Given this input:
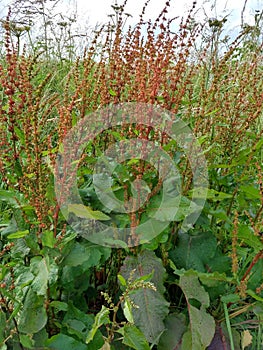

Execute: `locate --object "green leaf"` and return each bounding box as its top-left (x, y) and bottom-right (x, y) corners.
top-left (254, 137), bottom-right (263, 151)
top-left (192, 188), bottom-right (232, 201)
top-left (68, 203), bottom-right (110, 220)
top-left (42, 230), bottom-right (56, 248)
top-left (121, 250), bottom-right (167, 296)
top-left (123, 300), bottom-right (134, 323)
top-left (179, 271), bottom-right (215, 350)
top-left (63, 242), bottom-right (110, 267)
top-left (118, 274), bottom-right (127, 287)
top-left (238, 224), bottom-right (263, 252)
top-left (158, 313), bottom-right (187, 350)
top-left (239, 185), bottom-right (261, 199)
top-left (18, 288), bottom-right (47, 334)
top-left (169, 232), bottom-right (217, 272)
top-left (0, 311), bottom-right (6, 344)
top-left (109, 88), bottom-right (117, 96)
top-left (62, 302), bottom-right (96, 343)
top-left (14, 159), bottom-right (23, 177)
top-left (221, 294), bottom-right (240, 304)
top-left (147, 195), bottom-right (198, 222)
top-left (19, 334), bottom-right (35, 349)
top-left (117, 324), bottom-right (151, 350)
top-left (247, 289), bottom-right (263, 302)
top-left (86, 306), bottom-right (110, 344)
top-left (30, 256), bottom-right (49, 296)
top-left (46, 334), bottom-right (88, 350)
top-left (14, 126), bottom-right (25, 144)
top-left (120, 250), bottom-right (169, 344)
top-left (0, 190), bottom-right (25, 207)
top-left (50, 301), bottom-right (68, 311)
top-left (7, 230), bottom-right (29, 239)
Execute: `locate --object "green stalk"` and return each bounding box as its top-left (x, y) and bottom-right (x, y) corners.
top-left (223, 302), bottom-right (235, 350)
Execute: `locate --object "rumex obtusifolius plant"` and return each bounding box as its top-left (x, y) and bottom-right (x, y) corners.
top-left (0, 1), bottom-right (263, 349)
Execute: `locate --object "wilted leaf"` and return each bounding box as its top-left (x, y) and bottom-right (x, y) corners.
top-left (242, 330), bottom-right (252, 349)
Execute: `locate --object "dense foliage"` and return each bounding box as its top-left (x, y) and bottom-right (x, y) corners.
top-left (0, 1), bottom-right (262, 349)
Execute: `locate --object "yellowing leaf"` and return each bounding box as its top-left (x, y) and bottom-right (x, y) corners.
top-left (7, 230), bottom-right (29, 239)
top-left (68, 203), bottom-right (110, 221)
top-left (242, 330), bottom-right (252, 349)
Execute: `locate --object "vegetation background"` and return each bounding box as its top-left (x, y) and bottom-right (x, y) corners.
top-left (0, 0), bottom-right (262, 349)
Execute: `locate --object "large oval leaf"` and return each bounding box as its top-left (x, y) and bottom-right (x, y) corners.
top-left (18, 288), bottom-right (47, 334)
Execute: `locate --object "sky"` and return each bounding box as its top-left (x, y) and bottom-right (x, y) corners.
top-left (0, 0), bottom-right (262, 29)
top-left (0, 0), bottom-right (262, 54)
top-left (58, 0), bottom-right (263, 32)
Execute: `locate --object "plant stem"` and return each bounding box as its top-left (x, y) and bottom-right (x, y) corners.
top-left (223, 302), bottom-right (235, 350)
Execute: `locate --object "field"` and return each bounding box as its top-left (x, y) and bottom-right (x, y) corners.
top-left (0, 1), bottom-right (262, 349)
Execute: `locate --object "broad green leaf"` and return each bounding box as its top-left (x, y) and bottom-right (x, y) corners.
top-left (18, 288), bottom-right (47, 334)
top-left (86, 306), bottom-right (110, 344)
top-left (63, 242), bottom-right (110, 267)
top-left (146, 195), bottom-right (199, 222)
top-left (30, 256), bottom-right (49, 296)
top-left (19, 334), bottom-right (35, 349)
top-left (120, 250), bottom-right (167, 295)
top-left (62, 302), bottom-right (95, 342)
top-left (61, 302), bottom-right (104, 349)
top-left (179, 271), bottom-right (215, 350)
top-left (221, 294), bottom-right (240, 304)
top-left (50, 301), bottom-right (68, 311)
top-left (46, 334), bottom-right (88, 350)
top-left (68, 203), bottom-right (110, 221)
top-left (42, 230), bottom-right (56, 248)
top-left (0, 190), bottom-right (25, 207)
top-left (7, 230), bottom-right (29, 239)
top-left (192, 188), bottom-right (232, 201)
top-left (15, 268), bottom-right (34, 288)
top-left (239, 185), bottom-right (261, 199)
top-left (137, 217), bottom-right (168, 243)
top-left (158, 313), bottom-right (187, 350)
top-left (117, 324), bottom-right (151, 350)
top-left (169, 232), bottom-right (217, 272)
top-left (238, 224), bottom-right (263, 252)
top-left (120, 250), bottom-right (169, 344)
top-left (208, 208), bottom-right (231, 224)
